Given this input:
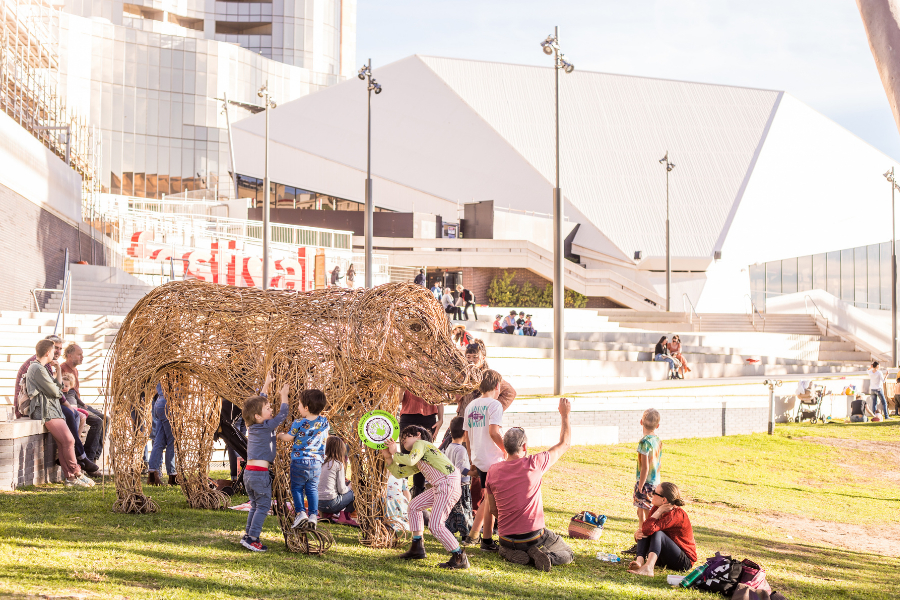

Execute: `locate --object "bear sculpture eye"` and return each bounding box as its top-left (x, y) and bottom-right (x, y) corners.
top-left (407, 320), bottom-right (425, 334)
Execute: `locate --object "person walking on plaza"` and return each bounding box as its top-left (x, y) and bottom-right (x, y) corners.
top-left (442, 287), bottom-right (461, 320)
top-left (25, 339), bottom-right (93, 488)
top-left (414, 269), bottom-right (426, 287)
top-left (61, 343), bottom-right (107, 463)
top-left (384, 425), bottom-right (469, 569)
top-left (869, 361), bottom-right (890, 420)
top-left (346, 264), bottom-right (356, 288)
top-left (456, 284), bottom-right (477, 321)
top-left (330, 265), bottom-right (344, 287)
top-left (431, 282), bottom-right (443, 300)
top-left (485, 397), bottom-right (574, 572)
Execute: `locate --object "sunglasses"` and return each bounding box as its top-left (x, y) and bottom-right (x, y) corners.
top-left (649, 490), bottom-right (666, 499)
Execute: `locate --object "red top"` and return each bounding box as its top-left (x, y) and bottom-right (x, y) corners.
top-left (400, 390), bottom-right (440, 417)
top-left (641, 505), bottom-right (697, 563)
top-left (485, 451), bottom-right (552, 536)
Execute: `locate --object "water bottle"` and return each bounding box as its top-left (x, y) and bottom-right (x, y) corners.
top-left (679, 563), bottom-right (707, 587)
top-left (596, 552), bottom-right (621, 563)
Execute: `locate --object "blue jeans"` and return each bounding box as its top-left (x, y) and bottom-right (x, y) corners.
top-left (143, 410), bottom-right (159, 463)
top-left (60, 404), bottom-right (87, 459)
top-left (290, 459), bottom-right (322, 516)
top-left (655, 354), bottom-right (677, 372)
top-left (635, 530), bottom-right (692, 572)
top-left (244, 470), bottom-right (272, 540)
top-left (872, 389), bottom-right (890, 419)
top-left (319, 490), bottom-right (355, 515)
top-left (148, 397), bottom-right (176, 475)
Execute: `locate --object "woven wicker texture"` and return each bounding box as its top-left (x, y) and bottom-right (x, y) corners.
top-left (107, 280), bottom-right (480, 551)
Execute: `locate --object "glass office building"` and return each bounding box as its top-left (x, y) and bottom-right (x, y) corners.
top-left (9, 0), bottom-right (354, 202)
top-left (749, 241), bottom-right (895, 311)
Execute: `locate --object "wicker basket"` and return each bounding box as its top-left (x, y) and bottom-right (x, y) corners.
top-left (568, 511), bottom-right (604, 540)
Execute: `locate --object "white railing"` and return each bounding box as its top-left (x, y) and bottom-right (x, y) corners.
top-left (682, 293), bottom-right (701, 325)
top-left (358, 236), bottom-right (664, 309)
top-left (744, 294), bottom-right (766, 332)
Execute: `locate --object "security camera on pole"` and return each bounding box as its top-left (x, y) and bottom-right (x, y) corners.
top-left (659, 152), bottom-right (675, 312)
top-left (358, 60), bottom-right (383, 289)
top-left (540, 27), bottom-right (575, 396)
top-left (257, 82), bottom-right (277, 290)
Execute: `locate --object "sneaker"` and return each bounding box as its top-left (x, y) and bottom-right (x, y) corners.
top-left (68, 476), bottom-right (91, 488)
top-left (306, 514), bottom-right (318, 530)
top-left (527, 545), bottom-right (552, 572)
top-left (480, 538), bottom-right (499, 552)
top-left (77, 473), bottom-right (96, 487)
top-left (292, 511), bottom-right (308, 529)
top-left (438, 549), bottom-right (470, 570)
top-left (240, 537), bottom-right (268, 552)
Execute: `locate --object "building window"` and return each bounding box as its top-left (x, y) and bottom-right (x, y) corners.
top-left (766, 261), bottom-right (781, 296)
top-left (826, 251), bottom-right (841, 298)
top-left (812, 253), bottom-right (826, 291)
top-left (855, 246), bottom-right (867, 308)
top-left (840, 248), bottom-right (854, 303)
top-left (781, 257), bottom-right (798, 295)
top-left (216, 22), bottom-right (273, 35)
top-left (798, 255), bottom-right (812, 292)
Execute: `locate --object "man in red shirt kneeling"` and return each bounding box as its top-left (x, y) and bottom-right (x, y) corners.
top-left (484, 397), bottom-right (574, 572)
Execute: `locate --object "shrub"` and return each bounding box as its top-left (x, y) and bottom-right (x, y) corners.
top-left (486, 271), bottom-right (589, 308)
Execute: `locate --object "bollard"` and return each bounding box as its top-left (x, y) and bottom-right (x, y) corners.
top-left (764, 379), bottom-right (782, 434)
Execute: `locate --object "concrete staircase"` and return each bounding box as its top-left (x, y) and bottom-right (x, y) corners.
top-left (596, 310), bottom-right (823, 334)
top-left (456, 310), bottom-right (873, 392)
top-left (0, 312), bottom-right (121, 411)
top-left (42, 278), bottom-right (152, 317)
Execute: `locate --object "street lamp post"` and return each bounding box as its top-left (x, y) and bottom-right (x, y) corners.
top-left (358, 60), bottom-right (382, 288)
top-left (659, 152), bottom-right (675, 312)
top-left (257, 82), bottom-right (277, 290)
top-left (883, 168), bottom-right (898, 368)
top-left (541, 27), bottom-right (575, 396)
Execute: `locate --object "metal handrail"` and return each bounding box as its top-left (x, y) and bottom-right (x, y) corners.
top-left (32, 249), bottom-right (71, 334)
top-left (682, 293), bottom-right (701, 324)
top-left (744, 294), bottom-right (766, 332)
top-left (804, 295), bottom-right (829, 336)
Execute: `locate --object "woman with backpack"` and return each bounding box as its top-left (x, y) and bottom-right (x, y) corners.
top-left (627, 481), bottom-right (696, 577)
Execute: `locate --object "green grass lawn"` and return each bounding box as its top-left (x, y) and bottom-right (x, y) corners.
top-left (1, 420), bottom-right (898, 599)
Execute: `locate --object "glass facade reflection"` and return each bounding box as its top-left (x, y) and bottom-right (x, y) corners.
top-left (749, 241), bottom-right (896, 311)
top-left (237, 174), bottom-right (393, 212)
top-left (53, 10), bottom-right (344, 200)
top-left (62, 0), bottom-right (354, 73)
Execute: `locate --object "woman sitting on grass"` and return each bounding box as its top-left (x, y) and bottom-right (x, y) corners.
top-left (628, 482), bottom-right (696, 577)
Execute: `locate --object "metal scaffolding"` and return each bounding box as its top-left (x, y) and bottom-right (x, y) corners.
top-left (0, 0), bottom-right (100, 223)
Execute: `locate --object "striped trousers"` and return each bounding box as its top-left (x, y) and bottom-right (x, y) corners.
top-left (408, 468), bottom-right (461, 552)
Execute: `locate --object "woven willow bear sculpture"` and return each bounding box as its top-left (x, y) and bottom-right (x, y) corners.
top-left (107, 280), bottom-right (481, 551)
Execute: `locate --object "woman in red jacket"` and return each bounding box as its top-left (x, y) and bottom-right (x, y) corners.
top-left (627, 482), bottom-right (697, 576)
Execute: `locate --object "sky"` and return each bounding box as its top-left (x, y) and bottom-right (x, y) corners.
top-left (357, 0), bottom-right (900, 161)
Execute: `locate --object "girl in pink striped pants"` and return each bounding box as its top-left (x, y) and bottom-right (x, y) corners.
top-left (383, 425), bottom-right (468, 569)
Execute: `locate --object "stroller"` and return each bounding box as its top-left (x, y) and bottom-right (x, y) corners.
top-left (794, 384), bottom-right (826, 424)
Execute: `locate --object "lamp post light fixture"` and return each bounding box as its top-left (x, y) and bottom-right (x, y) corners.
top-left (358, 59), bottom-right (382, 288)
top-left (257, 82), bottom-right (277, 290)
top-left (540, 26), bottom-right (574, 396)
top-left (659, 152), bottom-right (675, 312)
top-left (883, 168), bottom-right (899, 369)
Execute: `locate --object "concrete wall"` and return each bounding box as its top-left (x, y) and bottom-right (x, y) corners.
top-left (0, 421), bottom-right (60, 491)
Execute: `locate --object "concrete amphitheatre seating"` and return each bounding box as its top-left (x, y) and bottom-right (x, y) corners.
top-left (0, 284), bottom-right (872, 490)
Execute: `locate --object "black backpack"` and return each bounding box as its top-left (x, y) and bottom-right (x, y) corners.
top-left (693, 553), bottom-right (743, 596)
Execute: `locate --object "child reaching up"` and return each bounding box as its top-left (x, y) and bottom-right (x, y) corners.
top-left (634, 408), bottom-right (662, 526)
top-left (277, 389), bottom-right (329, 530)
top-left (382, 425), bottom-right (468, 570)
top-left (240, 373), bottom-right (289, 552)
top-left (443, 416), bottom-right (473, 542)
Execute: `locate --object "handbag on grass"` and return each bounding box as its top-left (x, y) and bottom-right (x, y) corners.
top-left (568, 511), bottom-right (607, 540)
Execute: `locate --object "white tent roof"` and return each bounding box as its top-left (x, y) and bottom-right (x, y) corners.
top-left (232, 55), bottom-right (787, 259)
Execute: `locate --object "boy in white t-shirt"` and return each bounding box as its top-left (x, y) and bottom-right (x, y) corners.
top-left (463, 369), bottom-right (507, 552)
top-left (868, 361), bottom-right (890, 420)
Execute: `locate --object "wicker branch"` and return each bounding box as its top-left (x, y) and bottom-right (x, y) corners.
top-left (107, 281), bottom-right (481, 551)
